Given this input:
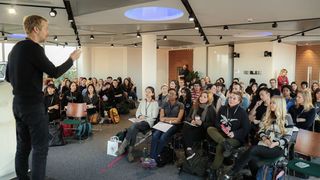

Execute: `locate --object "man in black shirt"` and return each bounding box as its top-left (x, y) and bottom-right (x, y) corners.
top-left (5, 15), bottom-right (81, 180)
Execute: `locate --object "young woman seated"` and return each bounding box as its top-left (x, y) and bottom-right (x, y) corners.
top-left (225, 96), bottom-right (293, 179)
top-left (44, 84), bottom-right (60, 122)
top-left (62, 82), bottom-right (83, 107)
top-left (288, 90), bottom-right (315, 131)
top-left (207, 91), bottom-right (250, 174)
top-left (116, 86), bottom-right (159, 162)
top-left (150, 88), bottom-right (184, 165)
top-left (178, 87), bottom-right (192, 120)
top-left (182, 90), bottom-right (217, 160)
top-left (83, 84), bottom-right (100, 124)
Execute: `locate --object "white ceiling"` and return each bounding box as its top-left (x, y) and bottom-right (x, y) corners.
top-left (0, 0), bottom-right (320, 47)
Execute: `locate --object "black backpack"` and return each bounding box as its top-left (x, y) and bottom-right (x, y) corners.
top-left (48, 122), bottom-right (65, 146)
top-left (157, 146), bottom-right (176, 167)
top-left (180, 148), bottom-right (209, 177)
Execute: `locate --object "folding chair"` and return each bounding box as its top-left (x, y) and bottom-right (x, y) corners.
top-left (287, 129), bottom-right (320, 178)
top-left (62, 103), bottom-right (88, 142)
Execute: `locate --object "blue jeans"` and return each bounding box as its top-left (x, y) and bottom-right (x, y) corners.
top-left (13, 99), bottom-right (49, 180)
top-left (150, 125), bottom-right (178, 160)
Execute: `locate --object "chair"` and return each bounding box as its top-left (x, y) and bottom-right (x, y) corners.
top-left (62, 103), bottom-right (88, 141)
top-left (287, 129), bottom-right (320, 178)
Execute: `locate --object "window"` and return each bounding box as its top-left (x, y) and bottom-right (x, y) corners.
top-left (4, 43), bottom-right (15, 61)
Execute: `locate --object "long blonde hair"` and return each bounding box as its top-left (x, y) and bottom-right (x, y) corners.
top-left (296, 90), bottom-right (314, 112)
top-left (262, 96), bottom-right (287, 135)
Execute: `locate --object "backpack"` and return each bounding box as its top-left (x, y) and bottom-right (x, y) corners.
top-left (76, 122), bottom-right (92, 139)
top-left (256, 165), bottom-right (285, 180)
top-left (157, 146), bottom-right (176, 167)
top-left (109, 108), bottom-right (120, 124)
top-left (181, 149), bottom-right (209, 177)
top-left (49, 122), bottom-right (65, 146)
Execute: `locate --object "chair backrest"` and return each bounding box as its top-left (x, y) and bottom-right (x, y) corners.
top-left (66, 103), bottom-right (87, 118)
top-left (295, 129), bottom-right (320, 157)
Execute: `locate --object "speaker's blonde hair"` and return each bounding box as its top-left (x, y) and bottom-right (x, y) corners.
top-left (23, 15), bottom-right (47, 35)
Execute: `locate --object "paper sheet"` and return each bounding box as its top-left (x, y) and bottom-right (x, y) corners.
top-left (184, 121), bottom-right (198, 127)
top-left (128, 118), bottom-right (144, 123)
top-left (153, 122), bottom-right (173, 132)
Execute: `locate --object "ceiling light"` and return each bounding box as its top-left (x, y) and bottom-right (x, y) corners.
top-left (301, 32), bottom-right (305, 36)
top-left (124, 7), bottom-right (184, 21)
top-left (277, 39), bottom-right (282, 43)
top-left (8, 6), bottom-right (16, 14)
top-left (205, 41), bottom-right (209, 45)
top-left (68, 16), bottom-right (73, 22)
top-left (76, 37), bottom-right (79, 41)
top-left (136, 32), bottom-right (141, 38)
top-left (1, 32), bottom-right (4, 36)
top-left (49, 8), bottom-right (57, 17)
top-left (134, 43), bottom-right (137, 47)
top-left (188, 15), bottom-right (194, 21)
top-left (223, 25), bottom-right (229, 30)
top-left (4, 37), bottom-right (8, 42)
top-left (272, 22), bottom-right (278, 28)
top-left (111, 44), bottom-right (114, 47)
top-left (194, 25), bottom-right (199, 30)
top-left (219, 36), bottom-right (223, 40)
top-left (200, 33), bottom-right (204, 37)
top-left (90, 35), bottom-right (94, 40)
top-left (54, 36), bottom-right (57, 41)
top-left (163, 35), bottom-right (167, 40)
top-left (157, 45), bottom-right (159, 49)
top-left (65, 42), bottom-right (68, 46)
top-left (203, 37), bottom-right (206, 41)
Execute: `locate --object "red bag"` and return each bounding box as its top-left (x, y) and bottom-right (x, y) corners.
top-left (61, 124), bottom-right (73, 137)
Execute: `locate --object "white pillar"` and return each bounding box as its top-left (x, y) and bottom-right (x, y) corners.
top-left (142, 35), bottom-right (157, 99)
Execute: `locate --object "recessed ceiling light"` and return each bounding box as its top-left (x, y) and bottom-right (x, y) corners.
top-left (8, 7), bottom-right (16, 14)
top-left (90, 35), bottom-right (94, 40)
top-left (125, 7), bottom-right (184, 21)
top-left (163, 35), bottom-right (167, 40)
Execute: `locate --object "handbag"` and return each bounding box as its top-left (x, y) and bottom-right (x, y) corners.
top-left (89, 113), bottom-right (100, 124)
top-left (107, 136), bottom-right (121, 157)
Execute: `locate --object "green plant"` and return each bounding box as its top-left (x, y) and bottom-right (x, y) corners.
top-left (186, 71), bottom-right (200, 82)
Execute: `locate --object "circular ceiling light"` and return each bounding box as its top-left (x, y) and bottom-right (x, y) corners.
top-left (124, 7), bottom-right (184, 21)
top-left (233, 32), bottom-right (273, 38)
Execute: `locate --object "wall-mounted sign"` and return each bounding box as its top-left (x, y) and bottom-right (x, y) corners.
top-left (244, 70), bottom-right (261, 75)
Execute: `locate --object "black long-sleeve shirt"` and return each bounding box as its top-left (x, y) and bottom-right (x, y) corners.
top-left (5, 39), bottom-right (73, 105)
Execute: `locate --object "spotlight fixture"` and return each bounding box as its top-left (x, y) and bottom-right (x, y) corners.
top-left (134, 43), bottom-right (137, 47)
top-left (111, 44), bottom-right (114, 47)
top-left (205, 41), bottom-right (209, 45)
top-left (188, 15), bottom-right (194, 21)
top-left (1, 32), bottom-right (4, 36)
top-left (194, 25), bottom-right (199, 30)
top-left (65, 42), bottom-right (68, 46)
top-left (68, 16), bottom-right (73, 22)
top-left (301, 32), bottom-right (305, 36)
top-left (163, 35), bottom-right (167, 40)
top-left (8, 6), bottom-right (16, 14)
top-left (53, 36), bottom-right (57, 41)
top-left (264, 51), bottom-right (272, 57)
top-left (272, 22), bottom-right (278, 28)
top-left (49, 8), bottom-right (57, 17)
top-left (76, 37), bottom-right (79, 41)
top-left (203, 37), bottom-right (206, 41)
top-left (136, 32), bottom-right (141, 38)
top-left (219, 36), bottom-right (223, 40)
top-left (278, 39), bottom-right (282, 43)
top-left (223, 25), bottom-right (229, 30)
top-left (200, 33), bottom-right (204, 37)
top-left (90, 35), bottom-right (94, 40)
top-left (4, 37), bottom-right (8, 41)
top-left (157, 45), bottom-right (159, 49)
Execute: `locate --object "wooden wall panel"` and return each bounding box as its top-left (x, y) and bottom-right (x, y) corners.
top-left (296, 45), bottom-right (320, 85)
top-left (168, 49), bottom-right (193, 82)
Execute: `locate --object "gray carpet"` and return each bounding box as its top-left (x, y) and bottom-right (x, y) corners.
top-left (46, 110), bottom-right (200, 180)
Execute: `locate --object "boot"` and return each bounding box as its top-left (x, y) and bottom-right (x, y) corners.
top-left (116, 139), bottom-right (129, 156)
top-left (127, 146), bottom-right (134, 162)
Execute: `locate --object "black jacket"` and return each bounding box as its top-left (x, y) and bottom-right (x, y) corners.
top-left (288, 105), bottom-right (315, 130)
top-left (215, 105), bottom-right (250, 144)
top-left (6, 39), bottom-right (73, 105)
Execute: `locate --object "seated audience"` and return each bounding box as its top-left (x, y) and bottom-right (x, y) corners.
top-left (281, 85), bottom-right (295, 111)
top-left (182, 90), bottom-right (217, 159)
top-left (207, 91), bottom-right (250, 174)
top-left (157, 84), bottom-right (169, 108)
top-left (269, 78), bottom-right (280, 97)
top-left (207, 84), bottom-right (222, 113)
top-left (150, 88), bottom-right (184, 165)
top-left (83, 84), bottom-right (99, 124)
top-left (44, 84), bottom-right (60, 122)
top-left (288, 90), bottom-right (315, 130)
top-left (225, 96), bottom-right (293, 179)
top-left (116, 86), bottom-right (159, 162)
top-left (290, 81), bottom-right (298, 98)
top-left (191, 81), bottom-right (202, 103)
top-left (178, 87), bottom-right (192, 120)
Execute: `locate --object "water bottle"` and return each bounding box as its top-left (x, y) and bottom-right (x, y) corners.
top-left (143, 147), bottom-right (148, 159)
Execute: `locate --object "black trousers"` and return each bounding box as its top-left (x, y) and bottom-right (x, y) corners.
top-left (182, 123), bottom-right (205, 148)
top-left (232, 145), bottom-right (284, 177)
top-left (13, 99), bottom-right (49, 180)
top-left (125, 121), bottom-right (150, 146)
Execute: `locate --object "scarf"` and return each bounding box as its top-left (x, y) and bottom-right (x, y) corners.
top-left (191, 103), bottom-right (210, 122)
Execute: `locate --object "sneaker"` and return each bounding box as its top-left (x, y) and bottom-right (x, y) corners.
top-left (186, 147), bottom-right (195, 160)
top-left (141, 158), bottom-right (157, 169)
top-left (222, 141), bottom-right (233, 157)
